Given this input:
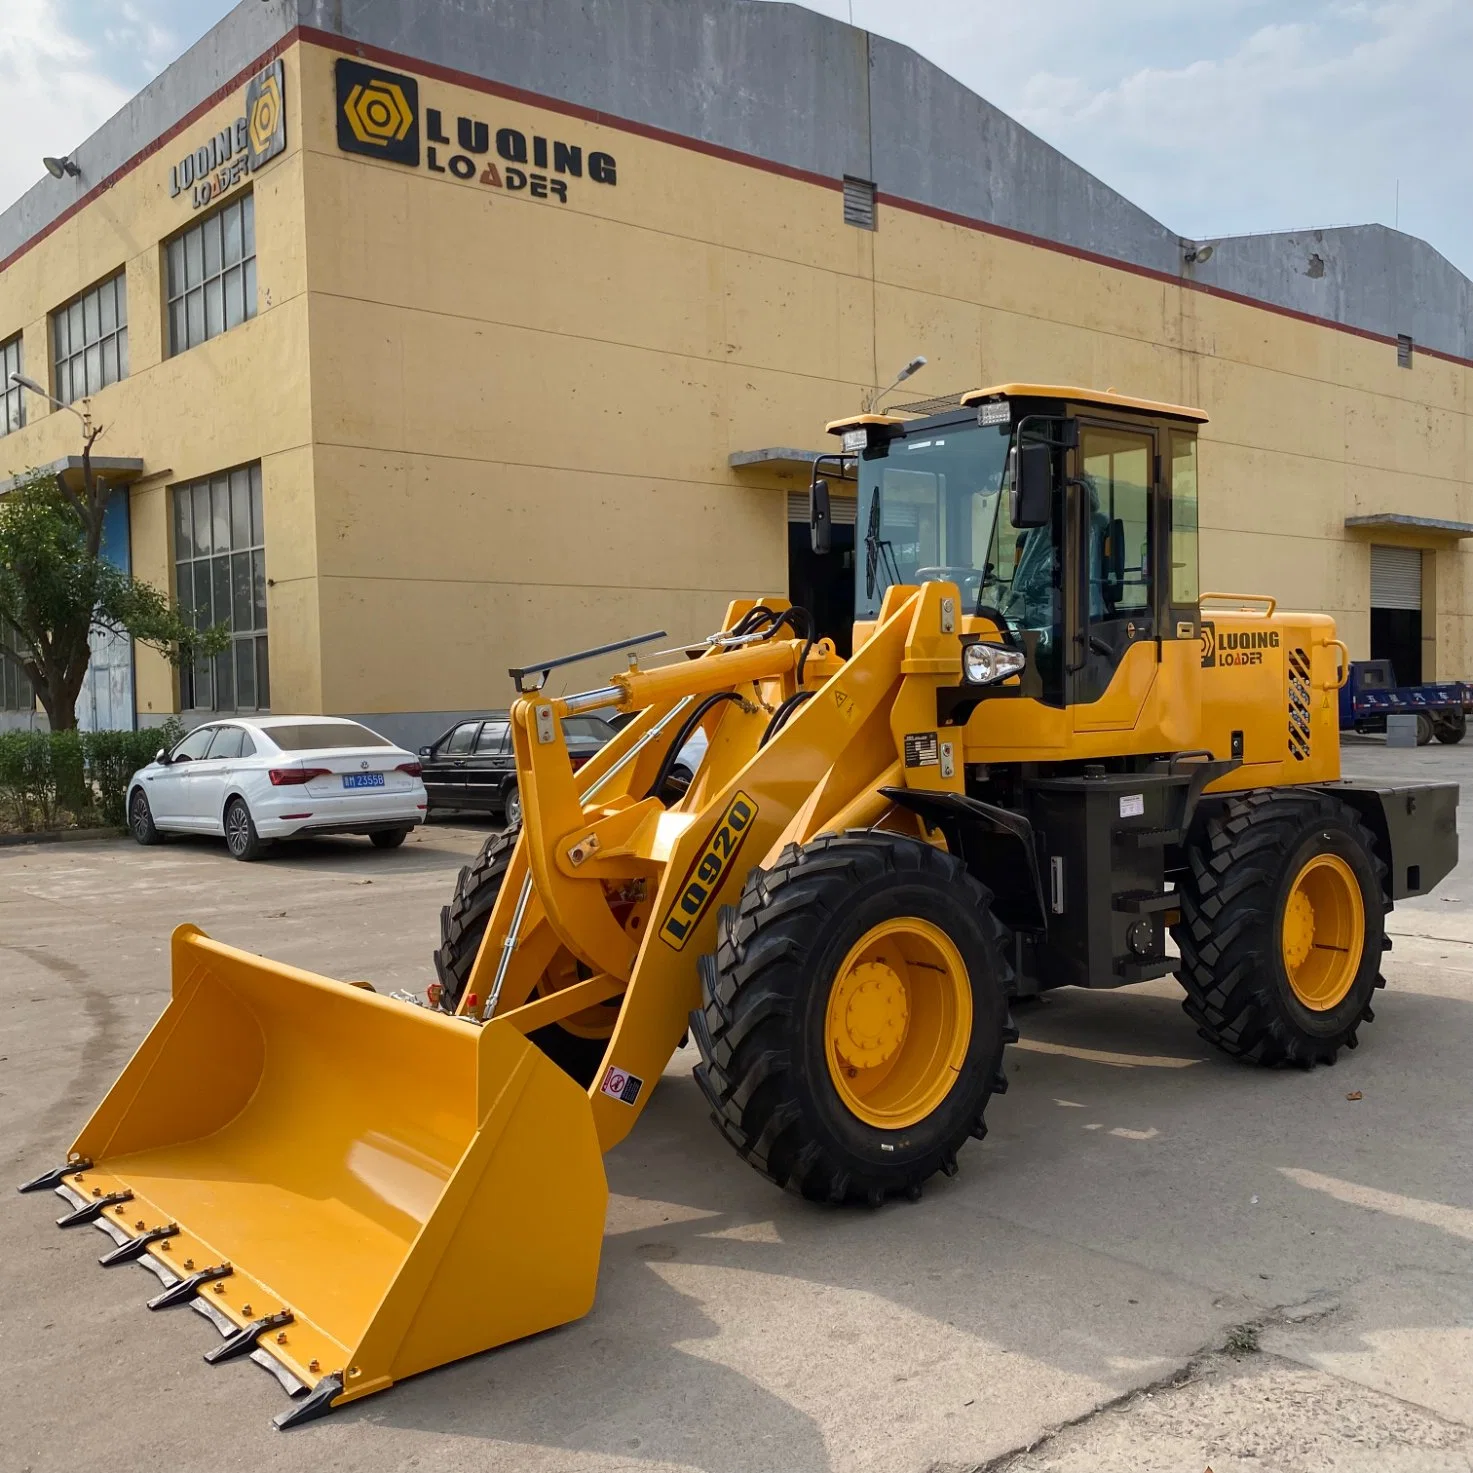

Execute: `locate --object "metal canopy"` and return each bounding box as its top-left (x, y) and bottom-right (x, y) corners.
top-left (1345, 512), bottom-right (1473, 539)
top-left (0, 455), bottom-right (146, 495)
top-left (728, 448), bottom-right (856, 480)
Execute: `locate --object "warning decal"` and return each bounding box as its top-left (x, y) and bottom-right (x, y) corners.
top-left (599, 1065), bottom-right (644, 1106)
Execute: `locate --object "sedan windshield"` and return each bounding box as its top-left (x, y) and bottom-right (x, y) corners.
top-left (266, 722), bottom-right (393, 750)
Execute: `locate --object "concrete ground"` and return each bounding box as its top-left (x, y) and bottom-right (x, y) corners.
top-left (2, 739), bottom-right (1471, 1473)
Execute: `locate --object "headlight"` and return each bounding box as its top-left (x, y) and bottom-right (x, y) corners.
top-left (962, 642), bottom-right (1027, 685)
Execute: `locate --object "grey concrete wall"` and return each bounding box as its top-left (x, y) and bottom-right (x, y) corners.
top-left (866, 34), bottom-right (1181, 276)
top-left (1193, 225), bottom-right (1473, 363)
top-left (2, 0), bottom-right (1469, 363)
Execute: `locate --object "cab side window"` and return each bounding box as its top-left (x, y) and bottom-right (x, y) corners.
top-left (1082, 431), bottom-right (1152, 620)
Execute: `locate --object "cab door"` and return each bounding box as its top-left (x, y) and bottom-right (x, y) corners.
top-left (1071, 424), bottom-right (1161, 731)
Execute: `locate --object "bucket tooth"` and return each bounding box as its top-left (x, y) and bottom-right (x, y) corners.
top-left (204, 1309), bottom-right (294, 1365)
top-left (56, 1190), bottom-right (131, 1227)
top-left (17, 1159), bottom-right (91, 1193)
top-left (99, 1224), bottom-right (178, 1266)
top-left (147, 1262), bottom-right (232, 1309)
top-left (274, 1372), bottom-right (345, 1431)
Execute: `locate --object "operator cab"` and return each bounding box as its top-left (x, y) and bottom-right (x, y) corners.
top-left (821, 385), bottom-right (1207, 709)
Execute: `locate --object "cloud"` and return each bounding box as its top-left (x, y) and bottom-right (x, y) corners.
top-left (0, 0), bottom-right (133, 212)
top-left (800, 0), bottom-right (1473, 276)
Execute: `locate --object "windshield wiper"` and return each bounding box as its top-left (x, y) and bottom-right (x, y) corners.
top-left (863, 494), bottom-right (903, 601)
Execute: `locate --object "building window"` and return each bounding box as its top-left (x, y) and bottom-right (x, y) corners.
top-left (1397, 333), bottom-right (1414, 369)
top-left (1, 622), bottom-right (31, 712)
top-left (52, 271), bottom-right (128, 405)
top-left (0, 335), bottom-right (23, 436)
top-left (173, 464), bottom-right (269, 712)
top-left (166, 193), bottom-right (256, 356)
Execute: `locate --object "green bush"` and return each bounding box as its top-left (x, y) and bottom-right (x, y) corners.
top-left (0, 719), bottom-right (186, 831)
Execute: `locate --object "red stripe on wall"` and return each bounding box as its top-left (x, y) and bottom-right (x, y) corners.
top-left (3, 25), bottom-right (1466, 373)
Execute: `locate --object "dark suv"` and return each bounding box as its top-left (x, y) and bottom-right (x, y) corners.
top-left (419, 712), bottom-right (615, 825)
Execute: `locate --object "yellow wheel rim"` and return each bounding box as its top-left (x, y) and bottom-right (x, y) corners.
top-left (824, 917), bottom-right (972, 1130)
top-left (1281, 853), bottom-right (1364, 1011)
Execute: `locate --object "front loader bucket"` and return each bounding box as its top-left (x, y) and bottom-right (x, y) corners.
top-left (28, 925), bottom-right (607, 1425)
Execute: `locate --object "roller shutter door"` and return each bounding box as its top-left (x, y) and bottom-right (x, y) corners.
top-left (1370, 545), bottom-right (1421, 610)
top-left (787, 491), bottom-right (857, 526)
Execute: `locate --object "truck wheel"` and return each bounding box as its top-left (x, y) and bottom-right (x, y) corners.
top-left (434, 829), bottom-right (613, 1085)
top-left (1416, 713), bottom-right (1435, 746)
top-left (1434, 711), bottom-right (1466, 745)
top-left (1174, 789), bottom-right (1386, 1067)
top-left (691, 831), bottom-right (1015, 1205)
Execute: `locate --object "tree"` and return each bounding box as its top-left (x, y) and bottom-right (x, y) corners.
top-left (0, 464), bottom-right (225, 731)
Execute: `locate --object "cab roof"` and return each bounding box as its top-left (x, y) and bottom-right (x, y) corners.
top-left (960, 384), bottom-right (1208, 423)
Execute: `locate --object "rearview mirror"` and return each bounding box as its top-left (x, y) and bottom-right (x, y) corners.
top-left (155, 748), bottom-right (168, 765)
top-left (1010, 441), bottom-right (1052, 528)
top-left (809, 477), bottom-right (832, 555)
top-left (418, 746), bottom-right (431, 758)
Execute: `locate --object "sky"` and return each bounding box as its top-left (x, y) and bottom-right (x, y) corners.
top-left (3, 0), bottom-right (1470, 276)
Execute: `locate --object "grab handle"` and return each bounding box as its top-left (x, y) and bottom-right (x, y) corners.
top-left (1200, 592), bottom-right (1276, 617)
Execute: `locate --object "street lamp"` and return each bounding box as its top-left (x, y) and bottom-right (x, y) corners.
top-left (867, 354), bottom-right (927, 412)
top-left (9, 373), bottom-right (104, 505)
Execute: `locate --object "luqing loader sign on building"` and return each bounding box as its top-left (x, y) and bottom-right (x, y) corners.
top-left (168, 59), bottom-right (287, 210)
top-left (334, 57), bottom-right (619, 204)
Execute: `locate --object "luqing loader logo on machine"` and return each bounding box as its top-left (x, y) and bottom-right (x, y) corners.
top-left (336, 58), bottom-right (420, 165)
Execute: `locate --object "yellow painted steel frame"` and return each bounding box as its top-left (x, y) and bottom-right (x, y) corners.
top-left (460, 583), bottom-right (967, 1154)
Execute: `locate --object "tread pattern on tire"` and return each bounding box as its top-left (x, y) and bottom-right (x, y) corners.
top-left (432, 824), bottom-right (609, 1084)
top-left (434, 826), bottom-right (522, 1010)
top-left (1173, 788), bottom-right (1387, 1068)
top-left (690, 829), bottom-right (1016, 1205)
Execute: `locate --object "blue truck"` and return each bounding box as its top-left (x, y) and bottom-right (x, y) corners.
top-left (1339, 659), bottom-right (1469, 745)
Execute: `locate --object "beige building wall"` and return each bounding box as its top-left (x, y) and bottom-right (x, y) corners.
top-left (0, 48), bottom-right (319, 720)
top-left (2, 32), bottom-right (1470, 728)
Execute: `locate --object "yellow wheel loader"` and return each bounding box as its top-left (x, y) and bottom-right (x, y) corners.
top-left (20, 385), bottom-right (1458, 1426)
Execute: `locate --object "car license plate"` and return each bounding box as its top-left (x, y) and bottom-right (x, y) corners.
top-left (342, 772), bottom-right (384, 789)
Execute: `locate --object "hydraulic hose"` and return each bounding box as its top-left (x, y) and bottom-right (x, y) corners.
top-left (759, 688), bottom-right (816, 748)
top-left (645, 690), bottom-right (748, 801)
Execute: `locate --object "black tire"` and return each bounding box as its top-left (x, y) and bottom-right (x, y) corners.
top-left (503, 783), bottom-right (522, 829)
top-left (1415, 712), bottom-right (1435, 746)
top-left (433, 826), bottom-right (610, 1085)
top-left (371, 828), bottom-right (410, 849)
top-left (1434, 712), bottom-right (1466, 745)
top-left (690, 831), bottom-right (1016, 1206)
top-left (223, 797), bottom-right (266, 862)
top-left (129, 787), bottom-right (161, 845)
top-left (1173, 789), bottom-right (1386, 1067)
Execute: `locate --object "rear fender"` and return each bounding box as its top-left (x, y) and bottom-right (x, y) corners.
top-left (1311, 780), bottom-right (1459, 901)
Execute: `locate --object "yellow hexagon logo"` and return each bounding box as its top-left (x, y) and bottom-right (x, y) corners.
top-left (248, 72), bottom-right (283, 157)
top-left (343, 79), bottom-right (415, 147)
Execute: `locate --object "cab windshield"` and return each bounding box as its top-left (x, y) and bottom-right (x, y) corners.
top-left (855, 420), bottom-right (1054, 645)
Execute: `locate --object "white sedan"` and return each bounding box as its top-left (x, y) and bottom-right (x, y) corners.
top-left (126, 716), bottom-right (427, 860)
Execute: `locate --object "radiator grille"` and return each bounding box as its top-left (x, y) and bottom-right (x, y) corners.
top-left (1288, 647), bottom-right (1312, 760)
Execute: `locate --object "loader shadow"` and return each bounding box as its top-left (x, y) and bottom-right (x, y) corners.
top-left (356, 982), bottom-right (1473, 1472)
